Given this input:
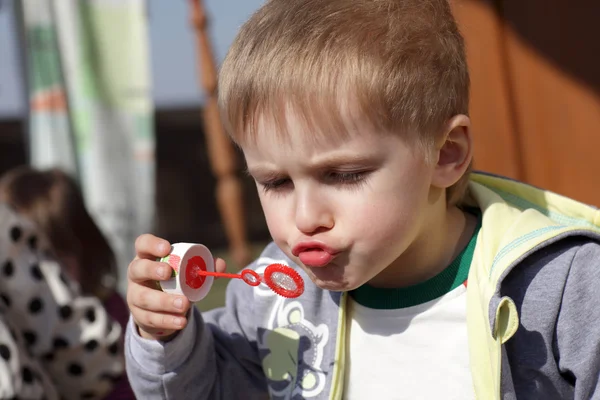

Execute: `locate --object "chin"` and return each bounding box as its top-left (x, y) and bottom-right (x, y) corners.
top-left (311, 280), bottom-right (346, 292)
top-left (307, 265), bottom-right (360, 292)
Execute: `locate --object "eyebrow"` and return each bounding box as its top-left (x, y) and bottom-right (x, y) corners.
top-left (246, 152), bottom-right (380, 177)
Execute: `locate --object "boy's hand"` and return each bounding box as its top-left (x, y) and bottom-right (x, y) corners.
top-left (127, 234), bottom-right (226, 340)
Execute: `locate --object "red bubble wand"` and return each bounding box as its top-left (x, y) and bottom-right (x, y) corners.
top-left (187, 262), bottom-right (304, 299)
top-left (160, 243), bottom-right (305, 301)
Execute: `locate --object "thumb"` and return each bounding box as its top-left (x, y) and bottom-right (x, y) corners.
top-left (214, 257), bottom-right (227, 274)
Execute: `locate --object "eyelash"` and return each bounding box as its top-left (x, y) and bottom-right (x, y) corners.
top-left (259, 171), bottom-right (370, 193)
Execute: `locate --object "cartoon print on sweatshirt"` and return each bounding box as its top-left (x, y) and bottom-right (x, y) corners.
top-left (254, 257), bottom-right (329, 399)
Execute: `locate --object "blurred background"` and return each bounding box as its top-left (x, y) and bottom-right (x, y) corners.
top-left (0, 0), bottom-right (599, 311)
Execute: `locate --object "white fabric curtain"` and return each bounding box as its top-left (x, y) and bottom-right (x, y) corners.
top-left (21, 0), bottom-right (155, 293)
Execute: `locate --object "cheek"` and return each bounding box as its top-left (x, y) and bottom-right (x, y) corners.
top-left (259, 195), bottom-right (289, 243)
top-left (343, 198), bottom-right (415, 244)
top-left (341, 179), bottom-right (429, 247)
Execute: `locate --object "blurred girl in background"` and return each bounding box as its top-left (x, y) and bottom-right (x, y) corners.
top-left (0, 166), bottom-right (134, 399)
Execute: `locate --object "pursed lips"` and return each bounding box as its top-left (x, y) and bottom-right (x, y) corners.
top-left (292, 242), bottom-right (339, 267)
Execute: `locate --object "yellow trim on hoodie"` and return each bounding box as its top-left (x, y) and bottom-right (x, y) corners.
top-left (329, 292), bottom-right (348, 400)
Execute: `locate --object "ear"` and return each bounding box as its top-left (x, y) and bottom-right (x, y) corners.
top-left (431, 114), bottom-right (472, 189)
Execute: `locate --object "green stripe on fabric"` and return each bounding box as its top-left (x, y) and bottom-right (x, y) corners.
top-left (349, 209), bottom-right (480, 309)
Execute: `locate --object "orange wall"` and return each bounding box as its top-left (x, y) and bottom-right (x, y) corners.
top-left (454, 0), bottom-right (600, 207)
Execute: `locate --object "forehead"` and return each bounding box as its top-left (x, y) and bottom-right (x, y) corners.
top-left (241, 111), bottom-right (417, 175)
top-left (243, 133), bottom-right (395, 179)
top-left (238, 100), bottom-right (381, 151)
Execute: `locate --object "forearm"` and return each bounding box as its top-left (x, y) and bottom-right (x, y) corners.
top-left (126, 307), bottom-right (268, 399)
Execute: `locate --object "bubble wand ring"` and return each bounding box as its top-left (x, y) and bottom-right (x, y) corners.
top-left (263, 264), bottom-right (304, 298)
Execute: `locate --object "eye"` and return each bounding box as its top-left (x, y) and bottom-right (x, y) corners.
top-left (324, 170), bottom-right (370, 186)
top-left (259, 178), bottom-right (293, 193)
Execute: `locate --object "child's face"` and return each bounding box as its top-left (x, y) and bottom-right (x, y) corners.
top-left (243, 112), bottom-right (438, 291)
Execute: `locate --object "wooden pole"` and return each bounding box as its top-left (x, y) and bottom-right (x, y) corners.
top-left (189, 0), bottom-right (251, 268)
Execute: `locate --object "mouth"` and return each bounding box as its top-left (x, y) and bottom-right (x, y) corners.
top-left (292, 242), bottom-right (339, 268)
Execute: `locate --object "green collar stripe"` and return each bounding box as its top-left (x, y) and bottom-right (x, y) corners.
top-left (349, 209), bottom-right (481, 310)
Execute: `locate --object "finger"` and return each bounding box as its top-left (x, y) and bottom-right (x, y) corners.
top-left (128, 283), bottom-right (191, 315)
top-left (131, 307), bottom-right (188, 333)
top-left (135, 234), bottom-right (171, 260)
top-left (214, 257), bottom-right (227, 274)
top-left (128, 258), bottom-right (173, 283)
top-left (139, 327), bottom-right (177, 340)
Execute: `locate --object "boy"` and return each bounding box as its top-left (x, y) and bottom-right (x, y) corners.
top-left (125, 0), bottom-right (600, 398)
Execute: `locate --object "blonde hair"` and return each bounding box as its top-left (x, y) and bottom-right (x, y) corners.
top-left (219, 0), bottom-right (471, 203)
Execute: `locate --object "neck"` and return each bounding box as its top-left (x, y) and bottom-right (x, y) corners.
top-left (367, 201), bottom-right (477, 289)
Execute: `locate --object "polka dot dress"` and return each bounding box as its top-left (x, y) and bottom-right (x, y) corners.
top-left (0, 204), bottom-right (124, 399)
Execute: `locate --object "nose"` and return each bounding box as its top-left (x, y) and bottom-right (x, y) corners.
top-left (294, 188), bottom-right (334, 235)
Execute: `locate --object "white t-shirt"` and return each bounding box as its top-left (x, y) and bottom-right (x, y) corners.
top-left (343, 284), bottom-right (474, 400)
